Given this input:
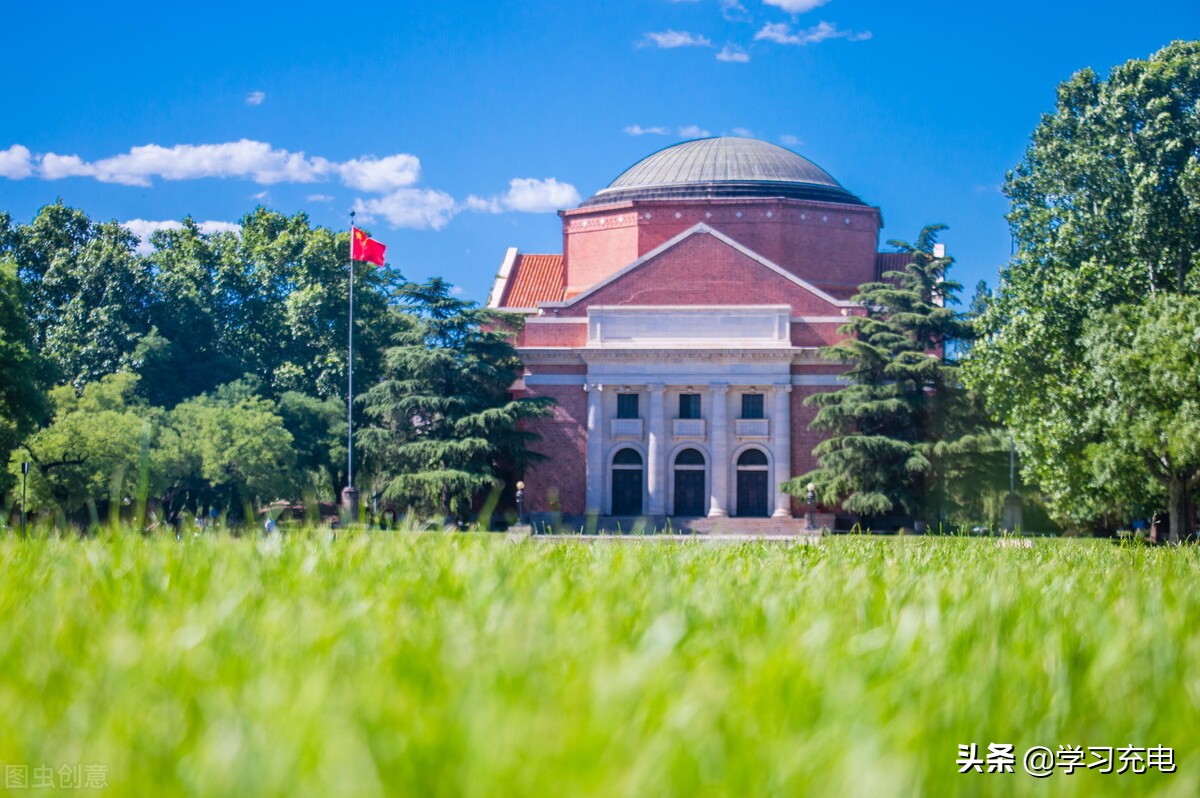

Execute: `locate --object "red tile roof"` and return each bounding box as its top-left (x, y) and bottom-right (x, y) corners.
top-left (501, 254), bottom-right (565, 308)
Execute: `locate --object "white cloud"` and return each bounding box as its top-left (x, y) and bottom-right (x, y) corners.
top-left (755, 20), bottom-right (870, 45)
top-left (251, 190), bottom-right (269, 201)
top-left (36, 140), bottom-right (336, 186)
top-left (353, 189), bottom-right (458, 230)
top-left (720, 0), bottom-right (750, 21)
top-left (732, 127), bottom-right (755, 137)
top-left (762, 0), bottom-right (830, 13)
top-left (716, 44), bottom-right (750, 62)
top-left (780, 134), bottom-right (803, 145)
top-left (467, 177), bottom-right (582, 215)
top-left (624, 124), bottom-right (671, 136)
top-left (755, 22), bottom-right (800, 43)
top-left (306, 194), bottom-right (334, 202)
top-left (0, 145), bottom-right (34, 179)
top-left (640, 30), bottom-right (713, 48)
top-left (503, 178), bottom-right (581, 213)
top-left (463, 195), bottom-right (502, 213)
top-left (245, 91), bottom-right (266, 106)
top-left (198, 221), bottom-right (242, 236)
top-left (449, 285), bottom-right (465, 296)
top-left (39, 153), bottom-right (93, 180)
top-left (339, 153), bottom-right (421, 192)
top-left (677, 125), bottom-right (712, 138)
top-left (122, 219), bottom-right (241, 254)
top-left (23, 140), bottom-right (436, 194)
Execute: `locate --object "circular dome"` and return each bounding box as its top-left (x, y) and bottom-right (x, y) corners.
top-left (582, 137), bottom-right (863, 207)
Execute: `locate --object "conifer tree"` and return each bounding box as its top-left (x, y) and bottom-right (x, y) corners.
top-left (359, 278), bottom-right (553, 521)
top-left (786, 226), bottom-right (972, 524)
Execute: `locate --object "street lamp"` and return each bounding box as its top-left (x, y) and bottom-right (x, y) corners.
top-left (20, 462), bottom-right (30, 537)
top-left (515, 481), bottom-right (526, 526)
top-left (805, 482), bottom-right (817, 530)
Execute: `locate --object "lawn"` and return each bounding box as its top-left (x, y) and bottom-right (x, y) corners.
top-left (0, 531), bottom-right (1195, 797)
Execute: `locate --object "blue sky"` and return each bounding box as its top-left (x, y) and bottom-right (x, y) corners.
top-left (2, 1), bottom-right (1197, 303)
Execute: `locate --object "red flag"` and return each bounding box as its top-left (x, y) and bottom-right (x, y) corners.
top-left (351, 227), bottom-right (386, 266)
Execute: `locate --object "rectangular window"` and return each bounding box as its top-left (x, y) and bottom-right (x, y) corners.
top-left (741, 393), bottom-right (764, 419)
top-left (679, 393), bottom-right (701, 420)
top-left (617, 393), bottom-right (639, 419)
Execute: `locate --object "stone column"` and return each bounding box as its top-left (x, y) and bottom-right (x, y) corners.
top-left (647, 384), bottom-right (666, 516)
top-left (585, 383), bottom-right (603, 514)
top-left (708, 384), bottom-right (729, 517)
top-left (772, 384), bottom-right (793, 518)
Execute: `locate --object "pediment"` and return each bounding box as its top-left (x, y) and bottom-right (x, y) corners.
top-left (540, 223), bottom-right (856, 315)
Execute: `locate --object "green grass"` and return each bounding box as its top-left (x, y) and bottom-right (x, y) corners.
top-left (0, 531), bottom-right (1196, 797)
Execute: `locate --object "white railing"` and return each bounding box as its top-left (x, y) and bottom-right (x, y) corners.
top-left (673, 419), bottom-right (706, 437)
top-left (735, 419), bottom-right (769, 438)
top-left (610, 418), bottom-right (644, 438)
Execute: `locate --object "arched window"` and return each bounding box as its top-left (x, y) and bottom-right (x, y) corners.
top-left (675, 448), bottom-right (705, 467)
top-left (737, 449), bottom-right (768, 467)
top-left (613, 448), bottom-right (643, 466)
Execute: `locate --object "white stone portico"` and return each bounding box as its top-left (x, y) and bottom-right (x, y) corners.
top-left (527, 305), bottom-right (820, 519)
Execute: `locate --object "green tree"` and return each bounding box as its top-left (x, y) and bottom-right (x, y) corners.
top-left (0, 259), bottom-right (50, 499)
top-left (9, 373), bottom-right (167, 522)
top-left (359, 279), bottom-right (553, 520)
top-left (9, 202), bottom-right (155, 388)
top-left (3, 203), bottom-right (402, 416)
top-left (786, 226), bottom-right (973, 525)
top-left (165, 384), bottom-right (300, 519)
top-left (1081, 295), bottom-right (1200, 542)
top-left (965, 41), bottom-right (1200, 527)
top-left (277, 390), bottom-right (346, 498)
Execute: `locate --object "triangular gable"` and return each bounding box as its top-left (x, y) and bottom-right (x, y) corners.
top-left (539, 223), bottom-right (857, 312)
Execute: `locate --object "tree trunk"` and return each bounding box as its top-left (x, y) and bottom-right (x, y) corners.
top-left (1168, 475), bottom-right (1185, 544)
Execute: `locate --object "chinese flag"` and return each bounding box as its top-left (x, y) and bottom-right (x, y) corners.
top-left (351, 227), bottom-right (386, 266)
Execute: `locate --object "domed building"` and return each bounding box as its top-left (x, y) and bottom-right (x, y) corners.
top-left (488, 137), bottom-right (901, 527)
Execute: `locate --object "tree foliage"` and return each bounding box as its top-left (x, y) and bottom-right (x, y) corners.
top-left (0, 203), bottom-right (413, 507)
top-left (966, 41), bottom-right (1200, 527)
top-left (786, 226), bottom-right (981, 524)
top-left (165, 383), bottom-right (300, 517)
top-left (10, 373), bottom-right (168, 518)
top-left (0, 259), bottom-right (50, 496)
top-left (1, 203), bottom-right (403, 409)
top-left (1081, 295), bottom-right (1200, 542)
top-left (9, 374), bottom-right (301, 523)
top-left (360, 278), bottom-right (553, 520)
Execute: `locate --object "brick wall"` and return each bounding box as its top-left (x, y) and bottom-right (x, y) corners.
top-left (520, 384), bottom-right (587, 515)
top-left (791, 386), bottom-right (840, 513)
top-left (519, 321), bottom-right (588, 347)
top-left (559, 198), bottom-right (881, 300)
top-left (790, 321), bottom-right (846, 347)
top-left (556, 232), bottom-right (847, 317)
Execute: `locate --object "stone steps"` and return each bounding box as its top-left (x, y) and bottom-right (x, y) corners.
top-left (535, 514), bottom-right (821, 537)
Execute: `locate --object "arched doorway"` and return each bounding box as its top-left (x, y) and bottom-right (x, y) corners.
top-left (611, 448), bottom-right (644, 516)
top-left (672, 448), bottom-right (706, 516)
top-left (735, 449), bottom-right (770, 517)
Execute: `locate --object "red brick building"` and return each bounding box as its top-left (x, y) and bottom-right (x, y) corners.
top-left (488, 137), bottom-right (894, 525)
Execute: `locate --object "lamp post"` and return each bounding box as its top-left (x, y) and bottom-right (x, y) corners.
top-left (515, 481), bottom-right (526, 526)
top-left (805, 482), bottom-right (816, 530)
top-left (20, 461), bottom-right (30, 537)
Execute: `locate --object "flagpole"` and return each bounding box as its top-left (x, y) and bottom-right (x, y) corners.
top-left (343, 210), bottom-right (359, 522)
